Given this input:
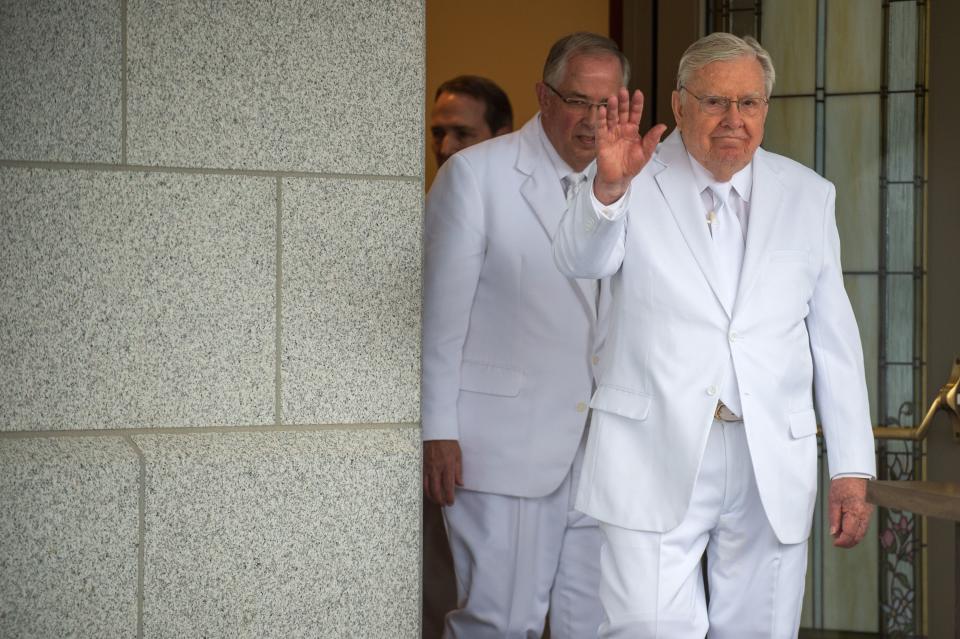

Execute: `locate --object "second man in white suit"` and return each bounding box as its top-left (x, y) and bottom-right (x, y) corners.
top-left (422, 33), bottom-right (627, 638)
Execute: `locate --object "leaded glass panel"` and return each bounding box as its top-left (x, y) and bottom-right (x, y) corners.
top-left (763, 97), bottom-right (815, 169)
top-left (825, 95), bottom-right (881, 273)
top-left (826, 0), bottom-right (882, 93)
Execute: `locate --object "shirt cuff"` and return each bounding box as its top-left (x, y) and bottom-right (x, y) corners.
top-left (831, 472), bottom-right (875, 480)
top-left (588, 180), bottom-right (630, 221)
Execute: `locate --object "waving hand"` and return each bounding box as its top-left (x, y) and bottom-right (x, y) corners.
top-left (593, 88), bottom-right (668, 205)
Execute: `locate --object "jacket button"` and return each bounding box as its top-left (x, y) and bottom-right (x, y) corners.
top-left (592, 355), bottom-right (600, 365)
top-left (576, 401), bottom-right (588, 413)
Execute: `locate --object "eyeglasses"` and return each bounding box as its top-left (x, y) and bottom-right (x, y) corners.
top-left (680, 86), bottom-right (768, 117)
top-left (544, 82), bottom-right (608, 113)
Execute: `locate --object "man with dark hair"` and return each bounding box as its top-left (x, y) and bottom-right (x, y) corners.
top-left (430, 75), bottom-right (513, 167)
top-left (424, 74), bottom-right (516, 639)
top-left (423, 33), bottom-right (629, 637)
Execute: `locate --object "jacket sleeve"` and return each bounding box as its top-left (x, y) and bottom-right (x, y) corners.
top-left (806, 183), bottom-right (877, 478)
top-left (421, 154), bottom-right (486, 441)
top-left (553, 171), bottom-right (630, 279)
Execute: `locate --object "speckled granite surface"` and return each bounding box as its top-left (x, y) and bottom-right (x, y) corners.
top-left (281, 177), bottom-right (421, 425)
top-left (126, 0), bottom-right (424, 176)
top-left (0, 168), bottom-right (276, 431)
top-left (134, 428), bottom-right (420, 638)
top-left (0, 0), bottom-right (121, 163)
top-left (0, 437), bottom-right (139, 638)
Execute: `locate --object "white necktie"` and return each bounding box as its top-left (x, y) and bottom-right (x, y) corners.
top-left (562, 172), bottom-right (587, 202)
top-left (709, 185), bottom-right (745, 309)
top-left (709, 185), bottom-right (745, 417)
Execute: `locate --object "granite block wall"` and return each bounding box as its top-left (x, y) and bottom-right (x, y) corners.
top-left (0, 1), bottom-right (423, 637)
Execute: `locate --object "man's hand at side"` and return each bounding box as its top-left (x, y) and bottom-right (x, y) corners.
top-left (828, 477), bottom-right (874, 548)
top-left (424, 440), bottom-right (463, 506)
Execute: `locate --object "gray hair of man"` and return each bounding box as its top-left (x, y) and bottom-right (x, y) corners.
top-left (542, 32), bottom-right (630, 87)
top-left (676, 32), bottom-right (776, 98)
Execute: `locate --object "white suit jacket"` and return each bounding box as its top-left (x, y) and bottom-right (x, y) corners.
top-left (553, 129), bottom-right (876, 543)
top-left (422, 116), bottom-right (605, 498)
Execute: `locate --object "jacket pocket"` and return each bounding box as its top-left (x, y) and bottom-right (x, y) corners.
top-left (589, 385), bottom-right (652, 421)
top-left (788, 408), bottom-right (818, 438)
top-left (459, 360), bottom-right (523, 397)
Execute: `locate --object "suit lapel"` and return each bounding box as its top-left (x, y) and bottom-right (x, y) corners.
top-left (654, 131), bottom-right (731, 317)
top-left (734, 149), bottom-right (785, 313)
top-left (517, 120), bottom-right (565, 242)
top-left (519, 165), bottom-right (565, 241)
top-left (516, 116), bottom-right (596, 320)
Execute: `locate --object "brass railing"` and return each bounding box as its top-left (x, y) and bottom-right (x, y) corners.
top-left (872, 356), bottom-right (960, 442)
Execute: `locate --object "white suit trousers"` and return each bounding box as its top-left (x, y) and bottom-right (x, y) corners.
top-left (598, 420), bottom-right (808, 638)
top-left (442, 436), bottom-right (603, 638)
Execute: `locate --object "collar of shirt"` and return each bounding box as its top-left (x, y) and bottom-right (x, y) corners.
top-left (686, 151), bottom-right (753, 234)
top-left (686, 151), bottom-right (753, 204)
top-left (536, 114), bottom-right (595, 186)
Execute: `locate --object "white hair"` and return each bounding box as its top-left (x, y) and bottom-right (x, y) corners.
top-left (676, 32), bottom-right (776, 97)
top-left (543, 32), bottom-right (630, 87)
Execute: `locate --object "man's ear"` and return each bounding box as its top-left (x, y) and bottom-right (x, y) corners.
top-left (671, 90), bottom-right (683, 130)
top-left (535, 82), bottom-right (550, 112)
top-left (493, 125), bottom-right (512, 137)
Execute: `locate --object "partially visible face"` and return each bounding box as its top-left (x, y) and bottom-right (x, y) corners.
top-left (671, 55), bottom-right (768, 182)
top-left (536, 54), bottom-right (624, 172)
top-left (430, 92), bottom-right (495, 166)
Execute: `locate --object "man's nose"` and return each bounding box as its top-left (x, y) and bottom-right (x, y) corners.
top-left (581, 107), bottom-right (600, 129)
top-left (720, 105), bottom-right (745, 127)
top-left (441, 135), bottom-right (462, 157)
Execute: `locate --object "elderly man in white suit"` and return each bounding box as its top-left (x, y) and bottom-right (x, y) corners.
top-left (422, 32), bottom-right (626, 638)
top-left (553, 33), bottom-right (876, 638)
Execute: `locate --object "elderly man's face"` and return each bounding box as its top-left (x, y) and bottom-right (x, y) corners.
top-left (430, 92), bottom-right (496, 167)
top-left (672, 55), bottom-right (768, 182)
top-left (536, 54), bottom-right (623, 172)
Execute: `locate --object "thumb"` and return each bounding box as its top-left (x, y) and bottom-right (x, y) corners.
top-left (828, 495), bottom-right (841, 536)
top-left (642, 124), bottom-right (667, 156)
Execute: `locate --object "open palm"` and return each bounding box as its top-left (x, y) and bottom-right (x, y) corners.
top-left (594, 88), bottom-right (668, 204)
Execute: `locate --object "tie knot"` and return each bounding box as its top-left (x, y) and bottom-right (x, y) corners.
top-left (709, 184), bottom-right (732, 211)
top-left (562, 172), bottom-right (586, 200)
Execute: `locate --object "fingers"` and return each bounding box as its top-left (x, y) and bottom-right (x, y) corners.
top-left (426, 465), bottom-right (445, 505)
top-left (828, 477), bottom-right (872, 547)
top-left (829, 496), bottom-right (874, 548)
top-left (607, 89), bottom-right (643, 136)
top-left (441, 465), bottom-right (456, 506)
top-left (425, 460), bottom-right (455, 506)
top-left (628, 89), bottom-right (643, 126)
top-left (832, 509), bottom-right (869, 548)
top-left (423, 440), bottom-right (462, 506)
top-left (828, 492), bottom-right (842, 536)
top-left (605, 94), bottom-right (619, 133)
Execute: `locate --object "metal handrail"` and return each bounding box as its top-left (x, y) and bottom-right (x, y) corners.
top-left (871, 356), bottom-right (960, 442)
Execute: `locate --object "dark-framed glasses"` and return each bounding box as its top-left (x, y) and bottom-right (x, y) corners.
top-left (544, 82), bottom-right (608, 113)
top-left (680, 85), bottom-right (768, 116)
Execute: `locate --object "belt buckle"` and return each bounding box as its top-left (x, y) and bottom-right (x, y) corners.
top-left (714, 401), bottom-right (740, 422)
